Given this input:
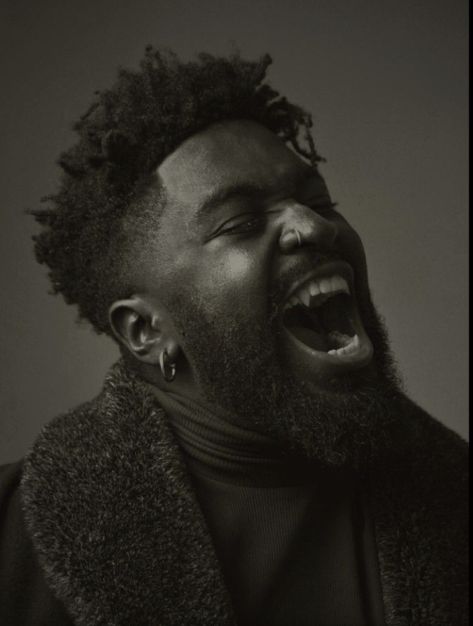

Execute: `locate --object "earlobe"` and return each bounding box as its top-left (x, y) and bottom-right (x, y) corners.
top-left (108, 297), bottom-right (162, 364)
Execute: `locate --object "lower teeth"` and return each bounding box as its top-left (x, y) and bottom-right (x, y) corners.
top-left (328, 333), bottom-right (360, 356)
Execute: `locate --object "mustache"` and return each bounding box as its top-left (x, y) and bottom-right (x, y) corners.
top-left (268, 250), bottom-right (345, 321)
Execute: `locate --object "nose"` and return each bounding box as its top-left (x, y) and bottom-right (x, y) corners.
top-left (278, 202), bottom-right (338, 254)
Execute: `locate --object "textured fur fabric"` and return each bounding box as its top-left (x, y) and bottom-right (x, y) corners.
top-left (22, 362), bottom-right (234, 626)
top-left (20, 360), bottom-right (468, 626)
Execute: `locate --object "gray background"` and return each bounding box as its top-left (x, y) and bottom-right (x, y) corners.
top-left (0, 0), bottom-right (468, 463)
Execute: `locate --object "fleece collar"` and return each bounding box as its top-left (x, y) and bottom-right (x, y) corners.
top-left (21, 361), bottom-right (468, 626)
top-left (21, 362), bottom-right (235, 625)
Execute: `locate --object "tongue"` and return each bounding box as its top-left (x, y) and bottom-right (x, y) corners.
top-left (290, 326), bottom-right (330, 351)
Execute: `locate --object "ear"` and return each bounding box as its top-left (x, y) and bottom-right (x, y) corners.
top-left (108, 295), bottom-right (176, 365)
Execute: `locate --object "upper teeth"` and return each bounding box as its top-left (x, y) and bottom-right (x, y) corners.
top-left (285, 274), bottom-right (350, 310)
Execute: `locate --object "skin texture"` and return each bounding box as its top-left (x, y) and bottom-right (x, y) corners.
top-left (110, 120), bottom-right (402, 467)
top-left (112, 121), bottom-right (372, 383)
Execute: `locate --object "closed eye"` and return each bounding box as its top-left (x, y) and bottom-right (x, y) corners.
top-left (209, 213), bottom-right (266, 239)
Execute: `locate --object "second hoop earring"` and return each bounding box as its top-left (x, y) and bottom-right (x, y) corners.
top-left (159, 349), bottom-right (176, 382)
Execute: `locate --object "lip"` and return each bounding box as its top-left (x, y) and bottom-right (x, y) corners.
top-left (279, 260), bottom-right (374, 378)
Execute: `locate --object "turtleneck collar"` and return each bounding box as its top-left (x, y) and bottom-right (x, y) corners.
top-left (149, 385), bottom-right (317, 487)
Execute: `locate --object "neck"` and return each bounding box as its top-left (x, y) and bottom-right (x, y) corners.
top-left (148, 384), bottom-right (317, 487)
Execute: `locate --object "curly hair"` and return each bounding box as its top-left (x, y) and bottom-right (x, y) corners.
top-left (32, 46), bottom-right (323, 336)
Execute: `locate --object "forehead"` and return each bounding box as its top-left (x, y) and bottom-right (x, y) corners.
top-left (156, 120), bottom-right (319, 213)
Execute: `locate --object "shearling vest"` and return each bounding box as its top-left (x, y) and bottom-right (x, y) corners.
top-left (0, 361), bottom-right (468, 625)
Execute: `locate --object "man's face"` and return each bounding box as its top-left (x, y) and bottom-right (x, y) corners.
top-left (135, 120), bottom-right (400, 466)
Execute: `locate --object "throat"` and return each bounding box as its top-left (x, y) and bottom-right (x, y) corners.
top-left (283, 295), bottom-right (355, 352)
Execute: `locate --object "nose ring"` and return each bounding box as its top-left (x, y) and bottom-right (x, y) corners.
top-left (280, 227), bottom-right (304, 252)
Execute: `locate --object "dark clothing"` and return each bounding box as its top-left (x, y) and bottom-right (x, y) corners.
top-left (0, 462), bottom-right (73, 626)
top-left (191, 473), bottom-right (378, 626)
top-left (154, 388), bottom-right (385, 625)
top-left (0, 360), bottom-right (469, 625)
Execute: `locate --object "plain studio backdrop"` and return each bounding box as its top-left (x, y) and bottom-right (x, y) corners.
top-left (0, 0), bottom-right (468, 463)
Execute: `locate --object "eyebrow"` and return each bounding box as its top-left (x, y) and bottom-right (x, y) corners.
top-left (195, 168), bottom-right (317, 222)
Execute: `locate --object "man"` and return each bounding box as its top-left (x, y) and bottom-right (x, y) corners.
top-left (0, 48), bottom-right (468, 625)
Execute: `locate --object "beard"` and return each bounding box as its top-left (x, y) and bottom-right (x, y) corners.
top-left (168, 259), bottom-right (404, 471)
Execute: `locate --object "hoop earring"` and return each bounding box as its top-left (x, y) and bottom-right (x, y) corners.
top-left (159, 349), bottom-right (176, 382)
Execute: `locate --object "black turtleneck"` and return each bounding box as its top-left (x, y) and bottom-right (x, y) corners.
top-left (152, 388), bottom-right (385, 626)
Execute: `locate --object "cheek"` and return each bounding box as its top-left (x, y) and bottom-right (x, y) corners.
top-left (219, 250), bottom-right (254, 283)
top-left (337, 225), bottom-right (369, 289)
top-left (344, 229), bottom-right (366, 264)
top-left (198, 248), bottom-right (266, 314)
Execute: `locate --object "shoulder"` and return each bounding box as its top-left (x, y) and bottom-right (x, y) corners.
top-left (0, 463), bottom-right (76, 625)
top-left (0, 463), bottom-right (75, 625)
top-left (373, 396), bottom-right (469, 565)
top-left (369, 399), bottom-right (469, 623)
top-left (398, 397), bottom-right (468, 480)
top-left (370, 395), bottom-right (469, 550)
top-left (0, 461), bottom-right (25, 558)
top-left (0, 460), bottom-right (25, 537)
top-left (0, 459), bottom-right (23, 498)
top-left (377, 396), bottom-right (469, 509)
top-left (0, 459), bottom-right (25, 548)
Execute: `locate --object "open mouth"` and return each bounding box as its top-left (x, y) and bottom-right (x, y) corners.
top-left (280, 262), bottom-right (373, 375)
